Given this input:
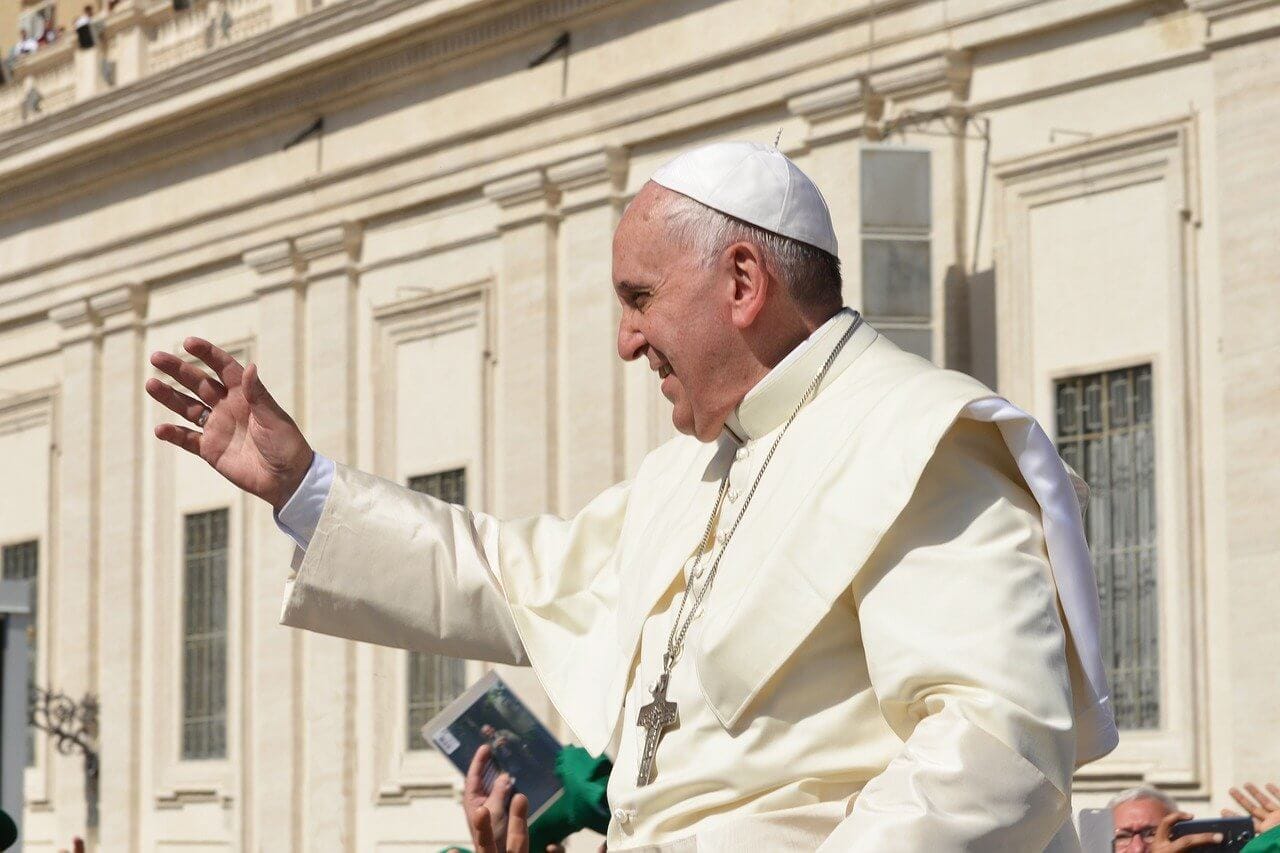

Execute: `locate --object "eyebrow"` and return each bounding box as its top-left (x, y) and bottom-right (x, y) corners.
top-left (615, 280), bottom-right (648, 292)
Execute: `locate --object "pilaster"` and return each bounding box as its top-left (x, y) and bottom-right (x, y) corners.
top-left (296, 221), bottom-right (362, 853)
top-left (546, 149), bottom-right (628, 512)
top-left (45, 296), bottom-right (99, 843)
top-left (89, 283), bottom-right (147, 853)
top-left (243, 239), bottom-right (304, 852)
top-left (484, 170), bottom-right (561, 516)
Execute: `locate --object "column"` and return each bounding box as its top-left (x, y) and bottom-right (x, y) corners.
top-left (546, 149), bottom-right (628, 512)
top-left (45, 297), bottom-right (99, 844)
top-left (296, 223), bottom-right (362, 852)
top-left (91, 284), bottom-right (147, 852)
top-left (483, 171), bottom-right (561, 516)
top-left (1190, 0), bottom-right (1280, 783)
top-left (243, 240), bottom-right (305, 852)
top-left (103, 1), bottom-right (148, 88)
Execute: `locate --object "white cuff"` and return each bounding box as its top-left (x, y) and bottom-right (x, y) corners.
top-left (273, 452), bottom-right (334, 550)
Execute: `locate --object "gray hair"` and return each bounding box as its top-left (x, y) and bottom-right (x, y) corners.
top-left (655, 190), bottom-right (842, 309)
top-left (1107, 786), bottom-right (1179, 812)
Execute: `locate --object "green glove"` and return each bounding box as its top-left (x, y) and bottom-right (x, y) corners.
top-left (528, 746), bottom-right (613, 850)
top-left (0, 809), bottom-right (17, 851)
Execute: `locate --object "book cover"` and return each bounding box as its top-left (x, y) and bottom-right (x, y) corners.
top-left (421, 670), bottom-right (565, 821)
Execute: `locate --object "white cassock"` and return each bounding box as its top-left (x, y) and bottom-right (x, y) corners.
top-left (277, 309), bottom-right (1117, 851)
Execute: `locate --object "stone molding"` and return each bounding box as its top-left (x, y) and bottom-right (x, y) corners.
top-left (88, 283), bottom-right (148, 334)
top-left (787, 50), bottom-right (971, 145)
top-left (0, 0), bottom-right (620, 197)
top-left (1187, 0), bottom-right (1280, 46)
top-left (294, 222), bottom-right (362, 264)
top-left (484, 169), bottom-right (561, 230)
top-left (547, 147), bottom-right (628, 215)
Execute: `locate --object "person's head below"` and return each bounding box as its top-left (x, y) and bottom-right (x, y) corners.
top-left (1111, 786), bottom-right (1179, 851)
top-left (480, 723), bottom-right (495, 737)
top-left (612, 142), bottom-right (844, 442)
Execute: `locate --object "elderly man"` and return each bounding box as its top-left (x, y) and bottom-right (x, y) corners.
top-left (147, 141), bottom-right (1116, 850)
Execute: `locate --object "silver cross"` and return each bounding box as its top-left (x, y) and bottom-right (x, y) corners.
top-left (635, 672), bottom-right (678, 786)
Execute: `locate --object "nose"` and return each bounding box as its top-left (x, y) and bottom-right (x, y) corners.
top-left (617, 310), bottom-right (646, 362)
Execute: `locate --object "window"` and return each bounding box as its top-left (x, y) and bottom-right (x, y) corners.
top-left (405, 470), bottom-right (468, 748)
top-left (860, 147), bottom-right (933, 360)
top-left (2, 539), bottom-right (38, 766)
top-left (1056, 365), bottom-right (1158, 729)
top-left (181, 509), bottom-right (228, 759)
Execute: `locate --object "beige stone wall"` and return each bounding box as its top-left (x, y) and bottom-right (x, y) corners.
top-left (0, 0), bottom-right (1277, 848)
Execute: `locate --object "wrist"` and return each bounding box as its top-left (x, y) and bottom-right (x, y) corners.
top-left (272, 448), bottom-right (315, 513)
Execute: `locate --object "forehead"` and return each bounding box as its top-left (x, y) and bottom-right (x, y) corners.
top-left (613, 184), bottom-right (681, 278)
top-left (1113, 798), bottom-right (1171, 826)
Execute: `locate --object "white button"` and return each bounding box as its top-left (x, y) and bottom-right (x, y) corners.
top-left (694, 605), bottom-right (706, 620)
top-left (715, 528), bottom-right (728, 543)
top-left (613, 807), bottom-right (634, 825)
top-left (728, 489), bottom-right (740, 502)
top-left (734, 447), bottom-right (750, 461)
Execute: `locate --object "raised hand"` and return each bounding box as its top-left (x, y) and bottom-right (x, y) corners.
top-left (465, 745), bottom-right (518, 851)
top-left (146, 337), bottom-right (313, 510)
top-left (1223, 782), bottom-right (1280, 834)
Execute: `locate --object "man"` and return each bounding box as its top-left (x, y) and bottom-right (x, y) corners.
top-left (1110, 783), bottom-right (1280, 852)
top-left (147, 141), bottom-right (1117, 850)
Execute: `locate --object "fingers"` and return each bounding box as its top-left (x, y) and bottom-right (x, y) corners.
top-left (485, 772), bottom-right (514, 813)
top-left (150, 350), bottom-right (226, 406)
top-left (472, 805), bottom-right (496, 853)
top-left (506, 795), bottom-right (529, 853)
top-left (154, 423), bottom-right (202, 456)
top-left (1247, 782), bottom-right (1278, 812)
top-left (466, 745), bottom-right (493, 803)
top-left (1158, 811), bottom-right (1192, 842)
top-left (1232, 786), bottom-right (1267, 820)
top-left (183, 337), bottom-right (244, 386)
top-left (145, 378), bottom-right (208, 426)
top-left (1267, 783), bottom-right (1280, 802)
top-left (1173, 832), bottom-right (1224, 850)
top-left (242, 362), bottom-right (291, 427)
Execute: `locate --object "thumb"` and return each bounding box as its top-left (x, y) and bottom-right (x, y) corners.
top-left (506, 795), bottom-right (529, 853)
top-left (243, 363), bottom-right (290, 425)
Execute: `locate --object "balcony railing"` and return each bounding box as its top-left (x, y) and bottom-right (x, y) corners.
top-left (0, 0), bottom-right (291, 133)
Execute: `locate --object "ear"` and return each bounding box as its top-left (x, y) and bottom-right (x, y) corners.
top-left (724, 241), bottom-right (769, 330)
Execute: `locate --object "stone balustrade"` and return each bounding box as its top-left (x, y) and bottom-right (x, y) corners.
top-left (0, 0), bottom-right (286, 132)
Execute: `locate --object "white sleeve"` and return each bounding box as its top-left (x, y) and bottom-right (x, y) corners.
top-left (823, 419), bottom-right (1076, 851)
top-left (273, 452), bottom-right (334, 550)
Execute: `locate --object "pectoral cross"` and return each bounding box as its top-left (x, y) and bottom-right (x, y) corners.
top-left (635, 672), bottom-right (678, 786)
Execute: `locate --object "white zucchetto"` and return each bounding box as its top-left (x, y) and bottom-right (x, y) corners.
top-left (650, 141), bottom-right (839, 257)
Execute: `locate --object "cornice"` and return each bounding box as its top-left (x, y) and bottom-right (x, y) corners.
top-left (484, 169), bottom-right (561, 230)
top-left (1187, 0), bottom-right (1280, 46)
top-left (88, 283), bottom-right (148, 334)
top-left (547, 147), bottom-right (628, 214)
top-left (294, 222), bottom-right (361, 264)
top-left (242, 239), bottom-right (298, 275)
top-left (0, 0), bottom-right (618, 189)
top-left (48, 298), bottom-right (95, 331)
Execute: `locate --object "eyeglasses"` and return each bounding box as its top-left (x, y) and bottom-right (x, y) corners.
top-left (1113, 826), bottom-right (1158, 848)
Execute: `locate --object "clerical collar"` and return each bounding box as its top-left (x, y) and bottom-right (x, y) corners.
top-left (722, 308), bottom-right (873, 444)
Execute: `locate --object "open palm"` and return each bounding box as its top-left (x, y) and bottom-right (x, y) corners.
top-left (146, 337), bottom-right (313, 510)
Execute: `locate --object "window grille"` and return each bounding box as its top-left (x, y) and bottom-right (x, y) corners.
top-left (405, 469), bottom-right (468, 748)
top-left (1056, 365), bottom-right (1158, 729)
top-left (860, 147), bottom-right (933, 360)
top-left (181, 509), bottom-right (228, 759)
top-left (2, 539), bottom-right (38, 766)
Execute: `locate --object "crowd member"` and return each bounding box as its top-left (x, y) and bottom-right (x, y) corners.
top-left (1111, 782), bottom-right (1280, 852)
top-left (74, 6), bottom-right (96, 50)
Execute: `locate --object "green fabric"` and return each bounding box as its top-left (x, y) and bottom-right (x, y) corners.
top-left (0, 809), bottom-right (16, 851)
top-left (528, 746), bottom-right (613, 850)
top-left (1244, 825), bottom-right (1280, 853)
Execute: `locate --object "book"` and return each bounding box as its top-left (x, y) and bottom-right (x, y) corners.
top-left (421, 670), bottom-right (565, 822)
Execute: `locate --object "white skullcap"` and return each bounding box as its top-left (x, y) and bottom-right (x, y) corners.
top-left (649, 141), bottom-right (839, 257)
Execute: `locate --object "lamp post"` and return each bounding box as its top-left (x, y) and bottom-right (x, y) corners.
top-left (28, 686), bottom-right (99, 829)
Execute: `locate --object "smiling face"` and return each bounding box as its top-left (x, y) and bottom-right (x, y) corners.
top-left (612, 184), bottom-right (757, 441)
top-left (1112, 797), bottom-right (1175, 852)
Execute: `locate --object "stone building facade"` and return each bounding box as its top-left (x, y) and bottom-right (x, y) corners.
top-left (0, 0), bottom-right (1277, 849)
